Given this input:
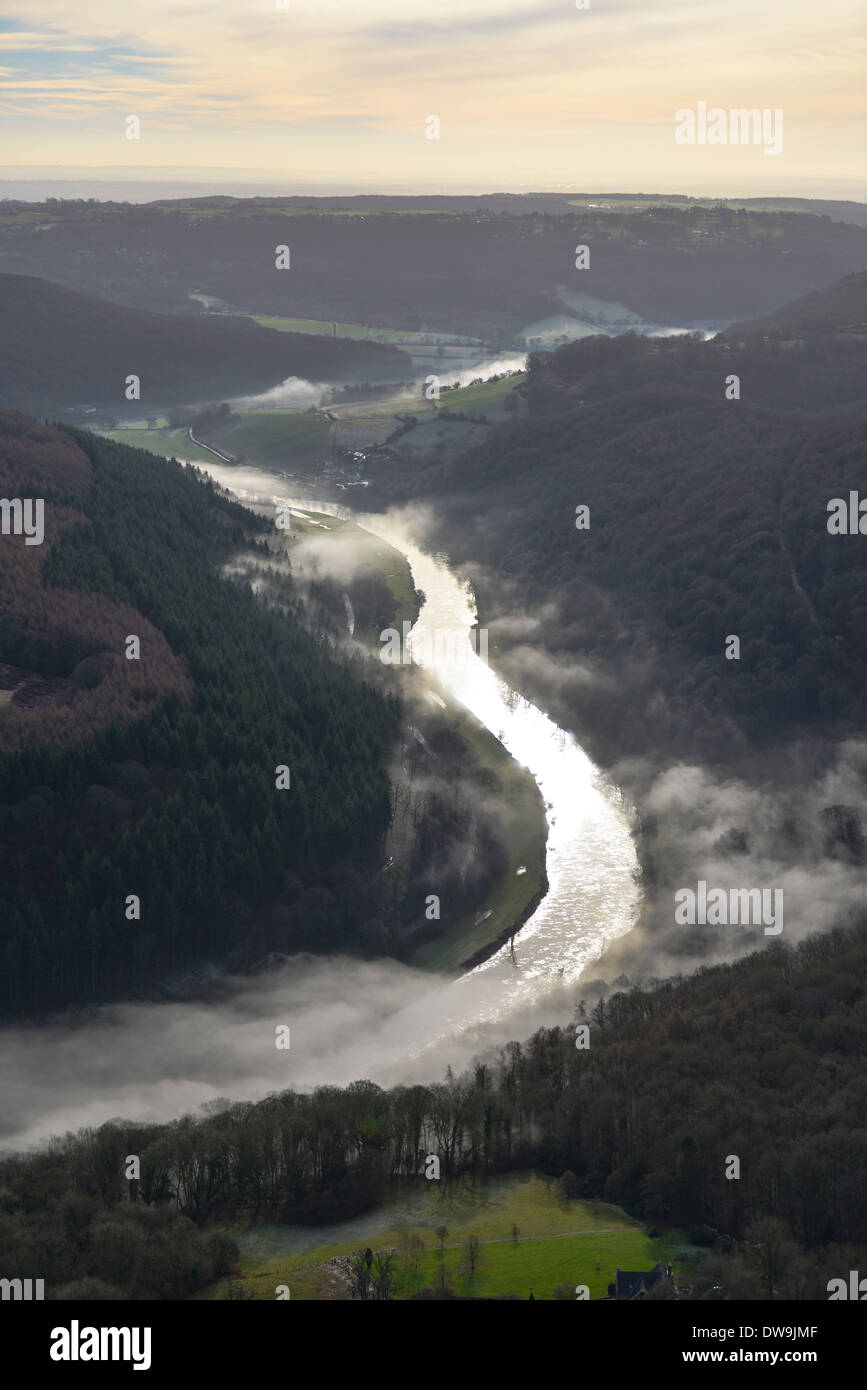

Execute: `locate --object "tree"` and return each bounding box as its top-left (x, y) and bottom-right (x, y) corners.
top-left (559, 1170), bottom-right (579, 1200)
top-left (349, 1250), bottom-right (373, 1301)
top-left (435, 1225), bottom-right (448, 1254)
top-left (371, 1250), bottom-right (397, 1301)
top-left (464, 1233), bottom-right (482, 1275)
top-left (744, 1215), bottom-right (798, 1299)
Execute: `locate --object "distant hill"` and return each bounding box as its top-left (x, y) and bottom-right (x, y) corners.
top-left (723, 270), bottom-right (867, 338)
top-left (0, 274), bottom-right (412, 416)
top-left (2, 201), bottom-right (867, 339)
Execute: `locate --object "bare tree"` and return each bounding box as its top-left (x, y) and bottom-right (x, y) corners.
top-left (745, 1215), bottom-right (798, 1299)
top-left (371, 1250), bottom-right (397, 1301)
top-left (464, 1232), bottom-right (482, 1275)
top-left (349, 1250), bottom-right (373, 1301)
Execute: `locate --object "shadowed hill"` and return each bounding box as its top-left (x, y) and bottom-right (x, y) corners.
top-left (2, 202), bottom-right (867, 338)
top-left (723, 269), bottom-right (867, 338)
top-left (0, 274), bottom-right (412, 416)
top-left (0, 412), bottom-right (399, 1015)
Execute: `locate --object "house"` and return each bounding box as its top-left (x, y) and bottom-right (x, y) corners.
top-left (615, 1263), bottom-right (666, 1299)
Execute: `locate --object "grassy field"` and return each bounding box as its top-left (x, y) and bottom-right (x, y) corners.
top-left (392, 416), bottom-right (491, 456)
top-left (101, 412), bottom-right (332, 471)
top-left (289, 508), bottom-right (420, 633)
top-left (98, 423), bottom-right (216, 464)
top-left (196, 1173), bottom-right (694, 1301)
top-left (202, 409), bottom-right (330, 469)
top-left (251, 315), bottom-right (486, 347)
top-left (436, 371), bottom-right (527, 415)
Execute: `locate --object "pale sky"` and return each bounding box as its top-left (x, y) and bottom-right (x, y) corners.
top-left (1, 0), bottom-right (864, 196)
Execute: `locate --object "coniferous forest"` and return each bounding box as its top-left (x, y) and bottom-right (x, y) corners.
top-left (0, 420), bottom-right (398, 1014)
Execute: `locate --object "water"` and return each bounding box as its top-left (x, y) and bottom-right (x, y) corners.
top-left (202, 466), bottom-right (642, 1015)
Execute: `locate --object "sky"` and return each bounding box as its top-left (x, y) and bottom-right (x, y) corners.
top-left (0, 0), bottom-right (864, 197)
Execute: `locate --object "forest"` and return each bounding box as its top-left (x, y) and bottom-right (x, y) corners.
top-left (0, 411), bottom-right (522, 1016)
top-left (0, 920), bottom-right (863, 1299)
top-left (3, 200), bottom-right (867, 338)
top-left (0, 418), bottom-right (401, 1015)
top-left (377, 280), bottom-right (867, 767)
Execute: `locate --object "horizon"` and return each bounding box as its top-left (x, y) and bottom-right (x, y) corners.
top-left (1, 174), bottom-right (865, 206)
top-left (1, 0), bottom-right (864, 198)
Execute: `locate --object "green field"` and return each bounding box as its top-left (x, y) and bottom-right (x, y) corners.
top-left (98, 423), bottom-right (216, 464)
top-left (202, 409), bottom-right (330, 469)
top-left (252, 315), bottom-right (485, 347)
top-left (100, 412), bottom-right (331, 471)
top-left (437, 371), bottom-right (526, 415)
top-left (290, 509), bottom-right (419, 633)
top-left (196, 1173), bottom-right (694, 1301)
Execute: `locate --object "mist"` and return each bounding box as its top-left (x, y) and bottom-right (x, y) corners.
top-left (231, 375), bottom-right (324, 410)
top-left (0, 954), bottom-right (580, 1154)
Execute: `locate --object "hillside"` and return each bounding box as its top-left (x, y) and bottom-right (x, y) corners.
top-left (2, 201), bottom-right (867, 339)
top-left (371, 275), bottom-right (867, 767)
top-left (0, 275), bottom-right (412, 417)
top-left (723, 269), bottom-right (867, 338)
top-left (0, 412), bottom-right (401, 1015)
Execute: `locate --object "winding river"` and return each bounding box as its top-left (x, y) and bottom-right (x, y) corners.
top-left (204, 465), bottom-right (641, 1027)
top-left (0, 464), bottom-right (641, 1151)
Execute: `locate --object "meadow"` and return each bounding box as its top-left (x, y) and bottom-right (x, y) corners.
top-left (196, 1173), bottom-right (693, 1301)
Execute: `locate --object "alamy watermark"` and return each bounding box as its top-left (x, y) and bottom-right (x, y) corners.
top-left (380, 621), bottom-right (488, 668)
top-left (675, 881), bottom-right (783, 935)
top-left (0, 1277), bottom-right (44, 1299)
top-left (827, 1271), bottom-right (867, 1300)
top-left (0, 498), bottom-right (44, 545)
top-left (827, 492), bottom-right (867, 534)
top-left (675, 102), bottom-right (783, 156)
top-left (50, 1321), bottom-right (152, 1370)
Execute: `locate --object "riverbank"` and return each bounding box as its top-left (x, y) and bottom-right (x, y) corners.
top-left (405, 692), bottom-right (548, 974)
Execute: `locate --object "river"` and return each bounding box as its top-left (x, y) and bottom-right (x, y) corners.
top-left (0, 466), bottom-right (640, 1151)
top-left (202, 465), bottom-right (641, 1024)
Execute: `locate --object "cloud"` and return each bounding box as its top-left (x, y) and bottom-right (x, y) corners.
top-left (0, 0), bottom-right (862, 193)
